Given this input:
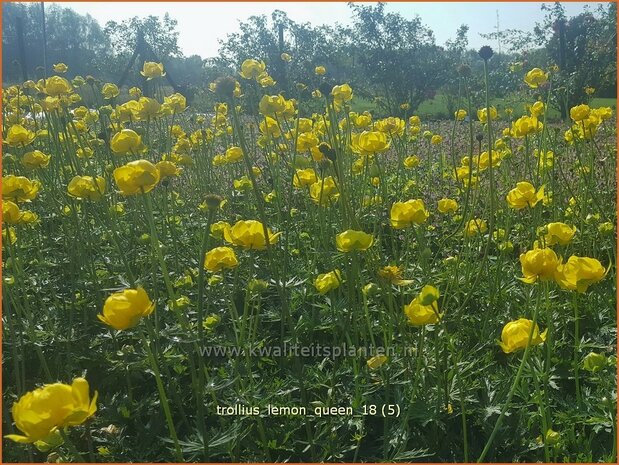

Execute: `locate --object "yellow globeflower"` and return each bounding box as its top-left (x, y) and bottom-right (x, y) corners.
top-left (335, 230), bottom-right (374, 252)
top-left (140, 61), bottom-right (165, 80)
top-left (204, 247), bottom-right (239, 272)
top-left (2, 200), bottom-right (23, 224)
top-left (477, 106), bottom-right (498, 123)
top-left (331, 83), bottom-right (353, 103)
top-left (224, 146), bottom-right (243, 162)
top-left (110, 129), bottom-right (146, 155)
top-left (239, 59), bottom-right (266, 80)
top-left (113, 159), bottom-right (160, 195)
top-left (463, 218), bottom-right (487, 237)
top-left (390, 199), bottom-right (429, 229)
top-left (5, 124), bottom-right (36, 147)
top-left (309, 176), bottom-right (340, 206)
top-left (101, 83), bottom-right (120, 99)
top-left (5, 378), bottom-right (97, 444)
top-left (570, 104), bottom-right (591, 122)
top-left (315, 66), bottom-right (326, 76)
top-left (156, 161), bottom-right (182, 179)
top-left (293, 168), bottom-right (318, 188)
top-left (223, 219), bottom-right (281, 250)
top-left (437, 198), bottom-right (458, 214)
top-left (281, 52), bottom-right (292, 62)
top-left (511, 115), bottom-right (543, 137)
top-left (296, 132), bottom-right (319, 151)
top-left (98, 287), bottom-right (155, 331)
top-left (455, 109), bottom-right (467, 121)
top-left (22, 150), bottom-right (50, 169)
top-left (52, 63), bottom-right (68, 73)
top-left (259, 94), bottom-right (287, 117)
top-left (314, 269), bottom-right (342, 294)
top-left (506, 182), bottom-right (544, 209)
top-left (404, 293), bottom-right (441, 326)
top-left (67, 175), bottom-right (106, 201)
top-left (44, 76), bottom-right (73, 96)
top-left (163, 93), bottom-right (187, 113)
top-left (524, 68), bottom-right (549, 88)
top-left (519, 248), bottom-right (561, 284)
top-left (544, 222), bottom-right (576, 246)
top-left (499, 318), bottom-right (547, 353)
top-left (2, 175), bottom-right (40, 202)
top-left (554, 256), bottom-right (607, 293)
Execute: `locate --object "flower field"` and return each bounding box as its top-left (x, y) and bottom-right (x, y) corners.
top-left (2, 55), bottom-right (617, 463)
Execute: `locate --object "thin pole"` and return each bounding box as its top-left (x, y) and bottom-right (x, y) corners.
top-left (41, 2), bottom-right (48, 76)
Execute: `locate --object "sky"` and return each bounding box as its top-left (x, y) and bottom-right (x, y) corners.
top-left (50, 2), bottom-right (602, 58)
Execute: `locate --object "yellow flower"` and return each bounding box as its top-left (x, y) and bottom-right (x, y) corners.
top-left (2, 175), bottom-right (40, 202)
top-left (331, 83), bottom-right (353, 103)
top-left (155, 160), bottom-right (182, 179)
top-left (296, 132), bottom-right (319, 151)
top-left (584, 86), bottom-right (595, 95)
top-left (390, 199), bottom-right (429, 228)
top-left (430, 134), bottom-right (443, 145)
top-left (5, 124), bottom-right (36, 147)
top-left (554, 256), bottom-right (606, 293)
top-left (44, 76), bottom-right (73, 96)
top-left (367, 355), bottom-right (388, 369)
top-left (293, 168), bottom-right (318, 188)
top-left (403, 155), bottom-right (420, 169)
top-left (507, 182), bottom-right (544, 209)
top-left (378, 265), bottom-right (414, 286)
top-left (530, 101), bottom-right (545, 117)
top-left (281, 52), bottom-right (292, 62)
top-left (110, 129), bottom-right (146, 155)
top-left (22, 150), bottom-right (50, 169)
top-left (570, 104), bottom-right (591, 122)
top-left (52, 63), bottom-right (68, 73)
top-left (477, 106), bottom-right (498, 123)
top-left (437, 198), bottom-right (458, 214)
top-left (225, 146), bottom-right (243, 162)
top-left (3, 200), bottom-right (23, 224)
top-left (519, 248), bottom-right (561, 284)
top-left (455, 109), bottom-right (467, 121)
top-left (98, 287), bottom-right (155, 331)
top-left (5, 378), bottom-right (97, 444)
top-left (163, 93), bottom-right (187, 113)
top-left (101, 83), bottom-right (120, 99)
top-left (258, 94), bottom-right (286, 116)
top-left (353, 130), bottom-right (391, 154)
top-left (464, 218), bottom-right (487, 237)
top-left (223, 219), bottom-right (281, 250)
top-left (113, 159), bottom-right (160, 195)
top-left (498, 318), bottom-right (547, 353)
top-left (375, 117), bottom-right (405, 136)
top-left (309, 176), bottom-right (340, 206)
top-left (239, 59), bottom-right (266, 79)
top-left (315, 66), bottom-right (326, 75)
top-left (524, 68), bottom-right (549, 88)
top-left (511, 115), bottom-right (543, 137)
top-left (67, 175), bottom-right (106, 201)
top-left (314, 269), bottom-right (342, 294)
top-left (204, 247), bottom-right (239, 272)
top-left (404, 297), bottom-right (440, 326)
top-left (140, 62), bottom-right (165, 80)
top-left (210, 221), bottom-right (230, 239)
top-left (335, 230), bottom-right (374, 252)
top-left (137, 97), bottom-right (161, 120)
top-left (543, 222), bottom-right (576, 246)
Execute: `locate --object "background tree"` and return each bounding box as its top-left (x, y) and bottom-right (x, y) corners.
top-left (2, 3), bottom-right (110, 81)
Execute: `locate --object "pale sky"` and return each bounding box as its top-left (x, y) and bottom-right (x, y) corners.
top-left (50, 2), bottom-right (601, 58)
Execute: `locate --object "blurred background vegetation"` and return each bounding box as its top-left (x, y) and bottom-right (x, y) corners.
top-left (2, 2), bottom-right (616, 119)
